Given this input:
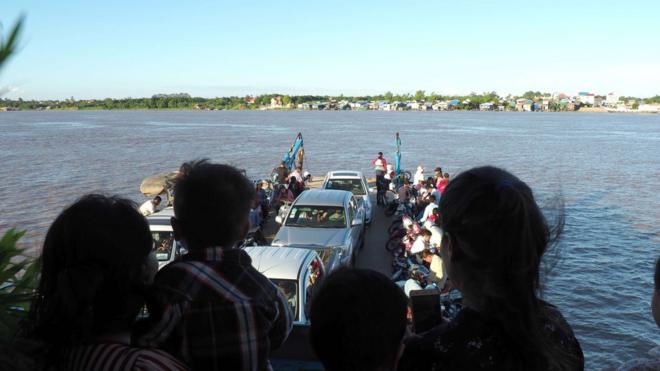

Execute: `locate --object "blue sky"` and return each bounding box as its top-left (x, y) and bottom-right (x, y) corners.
top-left (2, 0), bottom-right (660, 99)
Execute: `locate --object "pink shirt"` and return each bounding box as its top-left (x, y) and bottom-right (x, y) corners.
top-left (437, 178), bottom-right (448, 194)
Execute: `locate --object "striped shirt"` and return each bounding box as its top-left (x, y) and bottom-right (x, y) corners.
top-left (138, 247), bottom-right (293, 371)
top-left (62, 343), bottom-right (188, 370)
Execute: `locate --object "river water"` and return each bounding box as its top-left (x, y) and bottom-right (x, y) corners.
top-left (0, 110), bottom-right (658, 368)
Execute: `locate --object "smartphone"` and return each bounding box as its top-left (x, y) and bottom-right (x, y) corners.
top-left (410, 289), bottom-right (443, 333)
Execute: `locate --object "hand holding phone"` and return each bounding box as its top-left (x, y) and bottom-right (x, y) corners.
top-left (410, 289), bottom-right (443, 333)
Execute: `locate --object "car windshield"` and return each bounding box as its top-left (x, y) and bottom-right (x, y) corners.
top-left (285, 205), bottom-right (346, 228)
top-left (324, 178), bottom-right (365, 196)
top-left (271, 279), bottom-right (298, 321)
top-left (152, 231), bottom-right (175, 261)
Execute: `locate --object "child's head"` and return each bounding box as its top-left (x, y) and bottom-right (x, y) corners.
top-left (31, 194), bottom-right (155, 346)
top-left (420, 228), bottom-right (432, 242)
top-left (172, 159), bottom-right (256, 250)
top-left (310, 268), bottom-right (407, 371)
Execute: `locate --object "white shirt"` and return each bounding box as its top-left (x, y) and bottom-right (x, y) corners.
top-left (419, 202), bottom-right (438, 223)
top-left (410, 236), bottom-right (428, 254)
top-left (290, 170), bottom-right (303, 183)
top-left (428, 254), bottom-right (446, 288)
top-left (413, 168), bottom-right (425, 185)
top-left (139, 200), bottom-right (157, 216)
top-left (374, 158), bottom-right (385, 172)
top-left (428, 225), bottom-right (443, 248)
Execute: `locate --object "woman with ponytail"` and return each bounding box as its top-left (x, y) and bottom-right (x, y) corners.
top-left (400, 166), bottom-right (584, 370)
top-left (28, 194), bottom-right (187, 370)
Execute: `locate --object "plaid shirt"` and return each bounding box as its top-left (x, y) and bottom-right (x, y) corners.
top-left (138, 247), bottom-right (293, 371)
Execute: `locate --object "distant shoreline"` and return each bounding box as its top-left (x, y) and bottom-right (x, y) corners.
top-left (2, 107), bottom-right (655, 114)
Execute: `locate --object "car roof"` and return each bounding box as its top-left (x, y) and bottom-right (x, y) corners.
top-left (294, 189), bottom-right (351, 207)
top-left (148, 206), bottom-right (175, 219)
top-left (243, 245), bottom-right (316, 280)
top-left (326, 170), bottom-right (364, 179)
top-left (147, 207), bottom-right (174, 230)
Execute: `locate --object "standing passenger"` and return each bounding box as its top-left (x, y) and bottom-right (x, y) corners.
top-left (437, 172), bottom-right (450, 194)
top-left (139, 160), bottom-right (293, 371)
top-left (373, 152), bottom-right (388, 202)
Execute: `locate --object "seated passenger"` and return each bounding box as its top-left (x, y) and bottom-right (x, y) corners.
top-left (28, 194), bottom-right (187, 370)
top-left (157, 236), bottom-right (174, 254)
top-left (310, 268), bottom-right (408, 371)
top-left (419, 195), bottom-right (438, 223)
top-left (399, 166), bottom-right (584, 370)
top-left (421, 249), bottom-right (446, 290)
top-left (138, 160), bottom-right (293, 371)
top-left (410, 229), bottom-right (432, 255)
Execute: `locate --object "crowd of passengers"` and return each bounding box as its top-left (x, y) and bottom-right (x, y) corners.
top-left (16, 159), bottom-right (660, 370)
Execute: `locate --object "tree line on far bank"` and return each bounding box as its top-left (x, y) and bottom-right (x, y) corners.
top-left (2, 90), bottom-right (660, 111)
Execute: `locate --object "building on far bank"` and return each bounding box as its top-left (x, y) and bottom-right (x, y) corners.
top-left (433, 101), bottom-right (449, 111)
top-left (605, 92), bottom-right (619, 107)
top-left (516, 98), bottom-right (533, 112)
top-left (479, 102), bottom-right (495, 111)
top-left (270, 96), bottom-right (283, 109)
top-left (577, 92), bottom-right (595, 106)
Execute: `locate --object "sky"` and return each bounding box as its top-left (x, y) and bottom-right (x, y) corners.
top-left (2, 0), bottom-right (660, 100)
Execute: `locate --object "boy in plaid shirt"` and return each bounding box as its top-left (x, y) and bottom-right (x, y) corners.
top-left (139, 160), bottom-right (293, 371)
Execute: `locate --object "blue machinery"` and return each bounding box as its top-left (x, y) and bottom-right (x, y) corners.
top-left (282, 132), bottom-right (304, 171)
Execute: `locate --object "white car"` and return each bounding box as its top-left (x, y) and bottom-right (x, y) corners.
top-left (244, 245), bottom-right (326, 325)
top-left (146, 207), bottom-right (187, 270)
top-left (272, 189), bottom-right (365, 267)
top-left (321, 170), bottom-right (373, 225)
